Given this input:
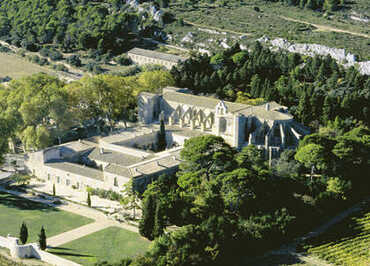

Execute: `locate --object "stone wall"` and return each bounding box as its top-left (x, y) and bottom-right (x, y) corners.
top-left (0, 236), bottom-right (80, 266)
top-left (103, 171), bottom-right (130, 192)
top-left (42, 165), bottom-right (106, 191)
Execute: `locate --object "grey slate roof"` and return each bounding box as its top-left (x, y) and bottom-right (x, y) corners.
top-left (163, 91), bottom-right (250, 113)
top-left (104, 164), bottom-right (132, 178)
top-left (163, 90), bottom-right (292, 121)
top-left (128, 48), bottom-right (187, 63)
top-left (45, 162), bottom-right (104, 181)
top-left (129, 150), bottom-right (182, 178)
top-left (88, 148), bottom-right (143, 167)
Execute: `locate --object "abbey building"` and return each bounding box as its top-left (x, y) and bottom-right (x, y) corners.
top-left (25, 87), bottom-right (308, 193)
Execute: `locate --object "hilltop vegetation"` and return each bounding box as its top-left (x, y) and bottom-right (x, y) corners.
top-left (164, 0), bottom-right (370, 60)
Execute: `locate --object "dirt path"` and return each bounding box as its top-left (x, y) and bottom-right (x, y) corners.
top-left (279, 16), bottom-right (370, 38)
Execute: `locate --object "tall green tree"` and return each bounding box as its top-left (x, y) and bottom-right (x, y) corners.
top-left (87, 192), bottom-right (91, 207)
top-left (153, 199), bottom-right (166, 238)
top-left (178, 135), bottom-right (236, 192)
top-left (38, 226), bottom-right (47, 250)
top-left (19, 222), bottom-right (28, 244)
top-left (157, 118), bottom-right (167, 151)
top-left (139, 194), bottom-right (156, 240)
top-left (121, 180), bottom-right (141, 220)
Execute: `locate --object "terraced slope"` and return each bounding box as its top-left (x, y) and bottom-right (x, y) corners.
top-left (302, 203), bottom-right (370, 266)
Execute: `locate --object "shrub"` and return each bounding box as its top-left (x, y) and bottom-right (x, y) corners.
top-left (88, 187), bottom-right (123, 202)
top-left (114, 54), bottom-right (132, 66)
top-left (53, 64), bottom-right (68, 72)
top-left (16, 49), bottom-right (26, 57)
top-left (0, 44), bottom-right (10, 53)
top-left (39, 47), bottom-right (50, 57)
top-left (66, 54), bottom-right (81, 67)
top-left (49, 49), bottom-right (63, 61)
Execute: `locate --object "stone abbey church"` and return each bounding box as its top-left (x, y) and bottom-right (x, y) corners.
top-left (139, 87), bottom-right (309, 153)
top-left (25, 87), bottom-right (308, 194)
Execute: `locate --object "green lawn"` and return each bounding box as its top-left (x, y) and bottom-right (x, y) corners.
top-left (49, 226), bottom-right (150, 265)
top-left (0, 192), bottom-right (93, 243)
top-left (0, 53), bottom-right (56, 80)
top-left (300, 202), bottom-right (370, 266)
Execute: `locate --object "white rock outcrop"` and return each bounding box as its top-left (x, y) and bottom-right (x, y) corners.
top-left (182, 32), bottom-right (194, 43)
top-left (258, 36), bottom-right (370, 75)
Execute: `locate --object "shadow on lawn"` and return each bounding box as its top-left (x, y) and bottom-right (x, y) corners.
top-left (0, 191), bottom-right (58, 212)
top-left (49, 250), bottom-right (94, 258)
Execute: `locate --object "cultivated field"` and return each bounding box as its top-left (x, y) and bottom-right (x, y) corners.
top-left (0, 192), bottom-right (93, 243)
top-left (49, 226), bottom-right (150, 265)
top-left (301, 202), bottom-right (370, 266)
top-left (0, 53), bottom-right (56, 80)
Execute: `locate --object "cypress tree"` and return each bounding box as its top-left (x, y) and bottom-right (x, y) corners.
top-left (153, 199), bottom-right (166, 238)
top-left (38, 226), bottom-right (47, 250)
top-left (87, 192), bottom-right (91, 207)
top-left (250, 74), bottom-right (261, 98)
top-left (157, 119), bottom-right (167, 152)
top-left (53, 183), bottom-right (56, 196)
top-left (322, 96), bottom-right (332, 124)
top-left (296, 92), bottom-right (312, 125)
top-left (139, 194), bottom-right (156, 240)
top-left (19, 222), bottom-right (28, 244)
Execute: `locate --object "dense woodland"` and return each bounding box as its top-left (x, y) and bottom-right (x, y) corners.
top-left (171, 43), bottom-right (369, 131)
top-left (0, 0), bottom-right (160, 54)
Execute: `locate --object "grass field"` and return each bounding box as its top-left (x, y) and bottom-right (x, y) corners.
top-left (49, 226), bottom-right (150, 265)
top-left (301, 202), bottom-right (370, 266)
top-left (0, 53), bottom-right (56, 80)
top-left (0, 192), bottom-right (93, 243)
